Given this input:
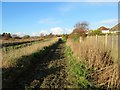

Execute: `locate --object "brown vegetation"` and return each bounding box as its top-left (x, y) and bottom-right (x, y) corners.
top-left (66, 36), bottom-right (119, 89)
top-left (2, 38), bottom-right (58, 68)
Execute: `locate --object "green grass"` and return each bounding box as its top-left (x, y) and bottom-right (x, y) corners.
top-left (65, 46), bottom-right (96, 89)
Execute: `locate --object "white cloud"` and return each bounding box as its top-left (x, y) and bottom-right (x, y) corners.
top-left (15, 32), bottom-right (26, 37)
top-left (64, 28), bottom-right (73, 34)
top-left (50, 27), bottom-right (73, 35)
top-left (38, 18), bottom-right (60, 25)
top-left (90, 19), bottom-right (118, 29)
top-left (31, 32), bottom-right (39, 36)
top-left (50, 27), bottom-right (64, 35)
top-left (39, 30), bottom-right (49, 35)
top-left (30, 30), bottom-right (49, 36)
top-left (96, 19), bottom-right (118, 25)
top-left (91, 18), bottom-right (118, 27)
top-left (15, 27), bottom-right (73, 37)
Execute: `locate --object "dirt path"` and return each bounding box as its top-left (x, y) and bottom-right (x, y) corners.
top-left (11, 41), bottom-right (68, 89)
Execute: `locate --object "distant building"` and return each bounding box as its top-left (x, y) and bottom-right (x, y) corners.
top-left (12, 34), bottom-right (18, 38)
top-left (110, 23), bottom-right (120, 33)
top-left (97, 26), bottom-right (110, 33)
top-left (12, 34), bottom-right (21, 39)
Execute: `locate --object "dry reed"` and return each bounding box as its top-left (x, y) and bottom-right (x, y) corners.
top-left (66, 36), bottom-right (119, 89)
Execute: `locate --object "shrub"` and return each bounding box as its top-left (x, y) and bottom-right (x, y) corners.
top-left (88, 30), bottom-right (102, 36)
top-left (22, 35), bottom-right (30, 39)
top-left (2, 33), bottom-right (12, 40)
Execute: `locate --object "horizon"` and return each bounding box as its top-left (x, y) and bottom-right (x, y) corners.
top-left (2, 2), bottom-right (118, 36)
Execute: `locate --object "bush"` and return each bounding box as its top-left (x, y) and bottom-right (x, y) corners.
top-left (69, 33), bottom-right (80, 41)
top-left (62, 34), bottom-right (68, 41)
top-left (22, 35), bottom-right (30, 39)
top-left (88, 30), bottom-right (102, 36)
top-left (2, 33), bottom-right (12, 40)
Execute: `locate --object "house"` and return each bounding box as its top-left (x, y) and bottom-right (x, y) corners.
top-left (97, 26), bottom-right (110, 33)
top-left (110, 23), bottom-right (120, 33)
top-left (11, 34), bottom-right (21, 39)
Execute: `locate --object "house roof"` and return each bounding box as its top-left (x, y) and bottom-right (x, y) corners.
top-left (98, 26), bottom-right (109, 30)
top-left (110, 23), bottom-right (120, 31)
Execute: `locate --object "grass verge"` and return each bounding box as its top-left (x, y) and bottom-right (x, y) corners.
top-left (65, 45), bottom-right (96, 89)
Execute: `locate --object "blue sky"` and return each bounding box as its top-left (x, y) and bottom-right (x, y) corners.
top-left (2, 2), bottom-right (118, 36)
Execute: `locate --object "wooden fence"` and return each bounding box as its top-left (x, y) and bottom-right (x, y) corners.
top-left (80, 34), bottom-right (118, 50)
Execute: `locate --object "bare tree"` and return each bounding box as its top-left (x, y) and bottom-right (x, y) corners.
top-left (74, 21), bottom-right (89, 30)
top-left (73, 21), bottom-right (89, 35)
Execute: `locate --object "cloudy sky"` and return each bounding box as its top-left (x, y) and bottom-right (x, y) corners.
top-left (2, 2), bottom-right (118, 36)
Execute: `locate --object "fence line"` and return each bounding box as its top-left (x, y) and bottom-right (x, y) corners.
top-left (80, 34), bottom-right (118, 50)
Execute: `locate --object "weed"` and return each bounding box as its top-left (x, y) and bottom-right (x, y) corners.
top-left (65, 46), bottom-right (95, 89)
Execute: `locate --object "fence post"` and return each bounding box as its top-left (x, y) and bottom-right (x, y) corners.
top-left (96, 35), bottom-right (98, 43)
top-left (115, 34), bottom-right (118, 50)
top-left (79, 36), bottom-right (82, 43)
top-left (105, 34), bottom-right (108, 49)
top-left (112, 34), bottom-right (114, 49)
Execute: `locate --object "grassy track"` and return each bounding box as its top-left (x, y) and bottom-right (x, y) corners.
top-left (3, 40), bottom-right (68, 89)
top-left (2, 38), bottom-right (119, 89)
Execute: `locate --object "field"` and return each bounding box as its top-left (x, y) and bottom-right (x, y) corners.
top-left (1, 35), bottom-right (120, 89)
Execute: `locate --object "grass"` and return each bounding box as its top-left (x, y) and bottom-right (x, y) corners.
top-left (1, 38), bottom-right (51, 53)
top-left (2, 38), bottom-right (58, 87)
top-left (1, 37), bottom-right (43, 44)
top-left (2, 38), bottom-right (57, 68)
top-left (65, 46), bottom-right (95, 89)
top-left (66, 35), bottom-right (119, 89)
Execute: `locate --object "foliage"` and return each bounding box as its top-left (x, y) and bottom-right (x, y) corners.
top-left (66, 37), bottom-right (119, 89)
top-left (72, 21), bottom-right (88, 36)
top-left (65, 46), bottom-right (94, 88)
top-left (69, 33), bottom-right (80, 41)
top-left (74, 21), bottom-right (89, 30)
top-left (69, 21), bottom-right (88, 41)
top-left (22, 35), bottom-right (30, 39)
top-left (2, 33), bottom-right (12, 40)
top-left (62, 34), bottom-right (68, 42)
top-left (44, 33), bottom-right (55, 38)
top-left (88, 30), bottom-right (102, 35)
top-left (69, 33), bottom-right (87, 42)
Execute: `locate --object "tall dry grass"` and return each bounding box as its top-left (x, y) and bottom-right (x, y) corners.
top-left (2, 38), bottom-right (58, 68)
top-left (1, 37), bottom-right (42, 44)
top-left (66, 35), bottom-right (119, 89)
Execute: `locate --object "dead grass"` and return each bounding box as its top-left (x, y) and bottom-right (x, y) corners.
top-left (2, 38), bottom-right (58, 68)
top-left (1, 37), bottom-right (43, 44)
top-left (66, 36), bottom-right (119, 89)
